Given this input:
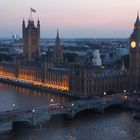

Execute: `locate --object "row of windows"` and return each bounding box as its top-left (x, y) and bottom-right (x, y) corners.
top-left (19, 74), bottom-right (41, 82)
top-left (86, 76), bottom-right (129, 93)
top-left (19, 71), bottom-right (42, 78)
top-left (46, 73), bottom-right (68, 82)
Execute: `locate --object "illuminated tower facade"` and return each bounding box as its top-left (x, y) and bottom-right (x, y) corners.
top-left (130, 12), bottom-right (140, 90)
top-left (22, 18), bottom-right (40, 61)
top-left (53, 30), bottom-right (63, 64)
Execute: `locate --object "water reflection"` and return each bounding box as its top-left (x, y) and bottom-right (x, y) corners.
top-left (4, 109), bottom-right (136, 140)
top-left (1, 83), bottom-right (140, 140)
top-left (0, 82), bottom-right (72, 111)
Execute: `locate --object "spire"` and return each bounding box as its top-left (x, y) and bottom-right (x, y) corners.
top-left (54, 29), bottom-right (63, 64)
top-left (37, 18), bottom-right (40, 28)
top-left (136, 10), bottom-right (139, 21)
top-left (23, 18), bottom-right (25, 24)
top-left (22, 18), bottom-right (25, 28)
top-left (56, 29), bottom-right (59, 39)
top-left (135, 10), bottom-right (140, 26)
top-left (23, 18), bottom-right (25, 22)
top-left (56, 29), bottom-right (60, 44)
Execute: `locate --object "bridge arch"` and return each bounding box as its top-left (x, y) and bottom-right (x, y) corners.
top-left (71, 101), bottom-right (125, 117)
top-left (50, 111), bottom-right (73, 119)
top-left (72, 106), bottom-right (102, 117)
top-left (102, 102), bottom-right (125, 110)
top-left (12, 120), bottom-right (33, 127)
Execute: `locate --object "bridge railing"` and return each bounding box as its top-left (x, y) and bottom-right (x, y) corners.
top-left (1, 92), bottom-right (140, 123)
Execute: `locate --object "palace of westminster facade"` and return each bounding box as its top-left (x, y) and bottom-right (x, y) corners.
top-left (0, 14), bottom-right (140, 97)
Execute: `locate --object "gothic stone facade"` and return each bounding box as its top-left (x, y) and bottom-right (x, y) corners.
top-left (0, 15), bottom-right (140, 97)
top-left (130, 13), bottom-right (140, 91)
top-left (22, 19), bottom-right (40, 61)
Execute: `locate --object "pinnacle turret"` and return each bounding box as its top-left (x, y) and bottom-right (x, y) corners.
top-left (37, 18), bottom-right (40, 24)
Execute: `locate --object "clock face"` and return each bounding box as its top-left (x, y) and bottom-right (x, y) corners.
top-left (131, 41), bottom-right (136, 48)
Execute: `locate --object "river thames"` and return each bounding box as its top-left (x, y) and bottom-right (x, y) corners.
top-left (0, 82), bottom-right (140, 140)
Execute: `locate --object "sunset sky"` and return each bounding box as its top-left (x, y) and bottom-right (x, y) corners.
top-left (0, 0), bottom-right (140, 38)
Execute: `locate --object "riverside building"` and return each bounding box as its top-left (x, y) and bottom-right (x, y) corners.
top-left (0, 13), bottom-right (139, 97)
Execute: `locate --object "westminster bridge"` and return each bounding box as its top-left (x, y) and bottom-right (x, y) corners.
top-left (0, 92), bottom-right (140, 130)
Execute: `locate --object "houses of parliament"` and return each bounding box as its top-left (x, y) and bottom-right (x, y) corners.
top-left (0, 13), bottom-right (139, 97)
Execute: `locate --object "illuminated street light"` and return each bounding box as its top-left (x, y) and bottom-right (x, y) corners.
top-left (134, 91), bottom-right (137, 93)
top-left (71, 103), bottom-right (74, 106)
top-left (124, 90), bottom-right (126, 93)
top-left (32, 109), bottom-right (36, 113)
top-left (12, 104), bottom-right (16, 110)
top-left (124, 96), bottom-right (128, 99)
top-left (104, 92), bottom-right (107, 96)
top-left (50, 99), bottom-right (54, 102)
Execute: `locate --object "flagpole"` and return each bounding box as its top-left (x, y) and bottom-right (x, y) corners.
top-left (30, 8), bottom-right (32, 20)
top-left (30, 8), bottom-right (36, 20)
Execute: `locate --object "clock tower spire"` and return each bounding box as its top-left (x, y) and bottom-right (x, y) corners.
top-left (135, 11), bottom-right (140, 27)
top-left (130, 11), bottom-right (140, 91)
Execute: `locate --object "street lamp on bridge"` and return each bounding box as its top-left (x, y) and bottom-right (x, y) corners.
top-left (71, 103), bottom-right (74, 106)
top-left (124, 90), bottom-right (127, 93)
top-left (12, 104), bottom-right (16, 110)
top-left (104, 92), bottom-right (107, 96)
top-left (124, 96), bottom-right (128, 100)
top-left (101, 92), bottom-right (107, 105)
top-left (32, 109), bottom-right (36, 113)
top-left (50, 99), bottom-right (54, 103)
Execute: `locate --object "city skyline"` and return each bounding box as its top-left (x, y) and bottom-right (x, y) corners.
top-left (0, 0), bottom-right (140, 38)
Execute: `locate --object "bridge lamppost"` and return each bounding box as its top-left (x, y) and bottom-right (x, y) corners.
top-left (101, 92), bottom-right (106, 113)
top-left (50, 99), bottom-right (54, 103)
top-left (104, 92), bottom-right (107, 96)
top-left (124, 96), bottom-right (128, 100)
top-left (32, 109), bottom-right (36, 113)
top-left (71, 103), bottom-right (74, 106)
top-left (101, 92), bottom-right (106, 104)
top-left (12, 104), bottom-right (16, 110)
top-left (71, 103), bottom-right (75, 115)
top-left (124, 90), bottom-right (127, 93)
top-left (32, 109), bottom-right (36, 124)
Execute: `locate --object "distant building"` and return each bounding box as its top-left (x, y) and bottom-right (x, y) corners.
top-left (92, 49), bottom-right (102, 66)
top-left (116, 48), bottom-right (129, 58)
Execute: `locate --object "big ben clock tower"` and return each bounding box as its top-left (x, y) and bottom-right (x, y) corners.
top-left (130, 12), bottom-right (140, 90)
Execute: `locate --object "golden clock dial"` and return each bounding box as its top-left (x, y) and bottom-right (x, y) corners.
top-left (131, 41), bottom-right (136, 48)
